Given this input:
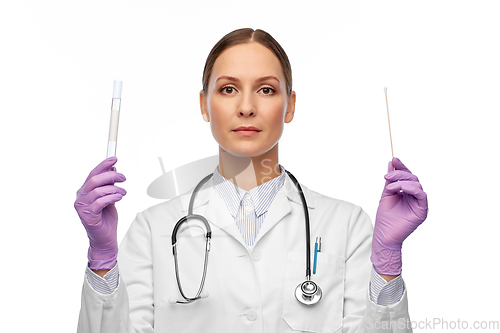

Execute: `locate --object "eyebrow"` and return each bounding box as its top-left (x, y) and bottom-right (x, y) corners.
top-left (215, 75), bottom-right (280, 83)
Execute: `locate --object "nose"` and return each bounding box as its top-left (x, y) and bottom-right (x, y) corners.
top-left (237, 91), bottom-right (256, 117)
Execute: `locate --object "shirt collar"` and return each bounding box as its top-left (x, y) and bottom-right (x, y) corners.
top-left (213, 164), bottom-right (286, 218)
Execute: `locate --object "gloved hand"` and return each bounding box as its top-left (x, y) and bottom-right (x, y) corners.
top-left (74, 156), bottom-right (127, 270)
top-left (370, 157), bottom-right (428, 275)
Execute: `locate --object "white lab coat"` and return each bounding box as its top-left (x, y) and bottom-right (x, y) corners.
top-left (78, 173), bottom-right (412, 333)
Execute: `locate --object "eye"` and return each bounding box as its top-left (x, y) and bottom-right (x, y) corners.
top-left (220, 86), bottom-right (237, 95)
top-left (259, 86), bottom-right (276, 95)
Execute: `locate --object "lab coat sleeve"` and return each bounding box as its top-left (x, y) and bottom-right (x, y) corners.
top-left (77, 212), bottom-right (154, 333)
top-left (342, 205), bottom-right (412, 333)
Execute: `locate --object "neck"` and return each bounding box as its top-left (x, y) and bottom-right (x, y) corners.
top-left (218, 144), bottom-right (281, 191)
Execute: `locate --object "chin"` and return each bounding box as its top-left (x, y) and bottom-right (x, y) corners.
top-left (231, 143), bottom-right (277, 158)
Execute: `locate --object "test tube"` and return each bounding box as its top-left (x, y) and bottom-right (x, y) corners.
top-left (107, 80), bottom-right (122, 158)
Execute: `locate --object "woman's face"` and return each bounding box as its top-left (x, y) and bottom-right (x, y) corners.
top-left (200, 42), bottom-right (295, 158)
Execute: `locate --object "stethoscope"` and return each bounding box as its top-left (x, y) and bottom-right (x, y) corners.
top-left (170, 170), bottom-right (322, 306)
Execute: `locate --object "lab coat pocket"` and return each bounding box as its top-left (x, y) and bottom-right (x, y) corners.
top-left (282, 251), bottom-right (345, 333)
top-left (156, 297), bottom-right (225, 332)
top-left (155, 232), bottom-right (228, 332)
top-left (155, 259), bottom-right (228, 332)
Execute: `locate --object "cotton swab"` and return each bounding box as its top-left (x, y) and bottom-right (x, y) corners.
top-left (384, 87), bottom-right (396, 171)
top-left (384, 87), bottom-right (394, 158)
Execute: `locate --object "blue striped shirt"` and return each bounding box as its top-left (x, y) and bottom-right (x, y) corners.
top-left (86, 164), bottom-right (404, 304)
top-left (212, 164), bottom-right (286, 247)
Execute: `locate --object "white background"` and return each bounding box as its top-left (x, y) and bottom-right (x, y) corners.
top-left (1, 0), bottom-right (499, 331)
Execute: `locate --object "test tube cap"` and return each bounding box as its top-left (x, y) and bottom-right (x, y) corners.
top-left (113, 80), bottom-right (123, 99)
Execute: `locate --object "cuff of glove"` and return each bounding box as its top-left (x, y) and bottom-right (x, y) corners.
top-left (370, 247), bottom-right (402, 275)
top-left (88, 246), bottom-right (118, 270)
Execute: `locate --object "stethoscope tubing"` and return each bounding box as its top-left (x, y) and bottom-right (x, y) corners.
top-left (171, 173), bottom-right (213, 304)
top-left (284, 170), bottom-right (311, 280)
top-left (171, 169), bottom-right (321, 305)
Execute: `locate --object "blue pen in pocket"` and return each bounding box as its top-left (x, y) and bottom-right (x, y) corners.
top-left (313, 237), bottom-right (321, 274)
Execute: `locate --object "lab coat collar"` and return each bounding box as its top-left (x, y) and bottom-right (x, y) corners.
top-left (179, 172), bottom-right (316, 250)
top-left (179, 172), bottom-right (316, 212)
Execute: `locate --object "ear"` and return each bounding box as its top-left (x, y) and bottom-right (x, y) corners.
top-left (284, 91), bottom-right (296, 124)
top-left (200, 90), bottom-right (210, 122)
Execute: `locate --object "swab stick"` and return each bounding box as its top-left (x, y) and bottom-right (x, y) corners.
top-left (384, 87), bottom-right (396, 171)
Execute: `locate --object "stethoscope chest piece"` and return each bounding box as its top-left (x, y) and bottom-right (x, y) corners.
top-left (295, 280), bottom-right (322, 306)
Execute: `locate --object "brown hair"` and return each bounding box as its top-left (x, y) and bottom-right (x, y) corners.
top-left (202, 28), bottom-right (292, 96)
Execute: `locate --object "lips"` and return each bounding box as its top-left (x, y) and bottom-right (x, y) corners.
top-left (233, 126), bottom-right (261, 132)
top-left (232, 126), bottom-right (261, 137)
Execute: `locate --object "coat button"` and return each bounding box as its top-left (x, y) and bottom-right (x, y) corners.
top-left (252, 251), bottom-right (262, 261)
top-left (245, 193), bottom-right (252, 200)
top-left (245, 205), bottom-right (253, 212)
top-left (246, 309), bottom-right (258, 321)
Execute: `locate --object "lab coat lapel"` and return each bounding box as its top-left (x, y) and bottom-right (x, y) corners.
top-left (204, 189), bottom-right (248, 248)
top-left (252, 190), bottom-right (291, 246)
top-left (179, 172), bottom-right (316, 250)
top-left (180, 176), bottom-right (248, 249)
top-left (253, 173), bottom-right (316, 246)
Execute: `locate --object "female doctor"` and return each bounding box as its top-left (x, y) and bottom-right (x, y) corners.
top-left (75, 28), bottom-right (428, 333)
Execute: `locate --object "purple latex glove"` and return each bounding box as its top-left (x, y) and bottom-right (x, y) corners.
top-left (74, 156), bottom-right (127, 270)
top-left (370, 157), bottom-right (428, 275)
